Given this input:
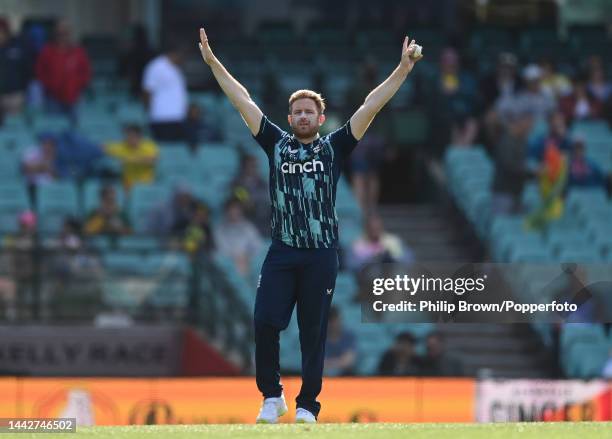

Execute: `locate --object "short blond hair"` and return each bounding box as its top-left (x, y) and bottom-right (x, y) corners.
top-left (288, 89), bottom-right (326, 114)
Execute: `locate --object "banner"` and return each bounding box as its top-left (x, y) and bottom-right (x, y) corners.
top-left (0, 377), bottom-right (474, 425)
top-left (476, 379), bottom-right (612, 422)
top-left (0, 326), bottom-right (181, 376)
top-left (1, 377), bottom-right (609, 425)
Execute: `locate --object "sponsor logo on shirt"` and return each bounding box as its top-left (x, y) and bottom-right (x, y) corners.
top-left (281, 159), bottom-right (324, 174)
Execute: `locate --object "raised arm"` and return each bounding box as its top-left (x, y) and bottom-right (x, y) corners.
top-left (349, 36), bottom-right (423, 140)
top-left (198, 28), bottom-right (263, 135)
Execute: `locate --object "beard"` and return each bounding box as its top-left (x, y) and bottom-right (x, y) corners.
top-left (291, 121), bottom-right (319, 140)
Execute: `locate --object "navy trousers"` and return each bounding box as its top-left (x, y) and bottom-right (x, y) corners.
top-left (254, 239), bottom-right (338, 418)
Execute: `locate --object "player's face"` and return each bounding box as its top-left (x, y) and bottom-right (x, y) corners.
top-left (288, 98), bottom-right (325, 139)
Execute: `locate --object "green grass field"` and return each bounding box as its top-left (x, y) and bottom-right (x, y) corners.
top-left (5, 422), bottom-right (611, 438)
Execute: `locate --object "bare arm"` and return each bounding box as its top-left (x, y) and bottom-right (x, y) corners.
top-left (198, 28), bottom-right (263, 135)
top-left (349, 36), bottom-right (423, 140)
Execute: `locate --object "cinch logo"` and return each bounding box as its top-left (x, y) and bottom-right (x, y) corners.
top-left (281, 159), bottom-right (324, 174)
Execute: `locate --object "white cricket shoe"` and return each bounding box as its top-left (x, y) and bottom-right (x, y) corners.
top-left (295, 407), bottom-right (316, 424)
top-left (255, 394), bottom-right (288, 424)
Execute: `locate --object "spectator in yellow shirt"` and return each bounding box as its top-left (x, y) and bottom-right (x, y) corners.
top-left (105, 125), bottom-right (158, 189)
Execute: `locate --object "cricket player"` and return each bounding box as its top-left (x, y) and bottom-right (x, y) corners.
top-left (198, 27), bottom-right (422, 423)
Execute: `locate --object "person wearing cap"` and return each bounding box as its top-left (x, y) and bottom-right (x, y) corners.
top-left (497, 63), bottom-right (556, 124)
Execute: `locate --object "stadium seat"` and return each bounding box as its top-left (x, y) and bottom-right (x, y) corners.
top-left (560, 324), bottom-right (609, 378)
top-left (128, 184), bottom-right (171, 233)
top-left (566, 187), bottom-right (608, 213)
top-left (493, 231), bottom-right (544, 261)
top-left (554, 248), bottom-right (602, 263)
top-left (157, 146), bottom-right (196, 180)
top-left (546, 230), bottom-right (590, 253)
top-left (146, 252), bottom-right (191, 277)
top-left (508, 246), bottom-right (551, 263)
top-left (37, 182), bottom-right (80, 233)
top-left (103, 252), bottom-right (147, 274)
top-left (116, 104), bottom-right (147, 125)
top-left (0, 183), bottom-right (30, 233)
top-left (197, 146), bottom-right (239, 177)
top-left (117, 236), bottom-right (160, 252)
top-left (520, 182), bottom-right (540, 212)
top-left (148, 282), bottom-right (189, 308)
top-left (0, 131), bottom-right (35, 152)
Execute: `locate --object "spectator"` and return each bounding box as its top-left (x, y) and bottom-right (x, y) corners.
top-left (586, 56), bottom-right (611, 105)
top-left (0, 17), bottom-right (28, 115)
top-left (481, 52), bottom-right (520, 109)
top-left (525, 140), bottom-right (567, 230)
top-left (142, 41), bottom-right (188, 141)
top-left (35, 19), bottom-right (91, 120)
top-left (527, 111), bottom-right (572, 168)
top-left (497, 64), bottom-right (556, 125)
top-left (350, 130), bottom-right (387, 214)
top-left (21, 132), bottom-right (103, 193)
top-left (539, 58), bottom-right (572, 100)
top-left (324, 306), bottom-right (357, 376)
top-left (21, 133), bottom-right (58, 186)
top-left (377, 332), bottom-right (420, 376)
top-left (55, 131), bottom-right (104, 181)
top-left (492, 110), bottom-right (533, 214)
top-left (428, 48), bottom-right (479, 154)
top-left (3, 211), bottom-right (37, 319)
top-left (50, 217), bottom-right (103, 319)
top-left (559, 75), bottom-right (603, 122)
top-left (420, 332), bottom-right (464, 376)
top-left (230, 154), bottom-right (269, 234)
top-left (346, 60), bottom-right (390, 214)
top-left (105, 125), bottom-right (159, 190)
top-left (183, 202), bottom-right (214, 256)
top-left (481, 52), bottom-right (521, 147)
top-left (185, 102), bottom-right (222, 151)
top-left (84, 185), bottom-right (131, 237)
top-left (147, 184), bottom-right (203, 236)
top-left (214, 198), bottom-right (263, 277)
top-left (349, 213), bottom-right (412, 272)
top-left (120, 24), bottom-right (154, 98)
top-left (567, 138), bottom-right (606, 188)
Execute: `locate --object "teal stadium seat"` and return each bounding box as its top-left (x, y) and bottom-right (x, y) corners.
top-left (0, 184), bottom-right (30, 233)
top-left (157, 145), bottom-right (196, 181)
top-left (560, 324), bottom-right (609, 378)
top-left (128, 183), bottom-right (171, 233)
top-left (37, 182), bottom-right (79, 233)
top-left (32, 115), bottom-right (71, 132)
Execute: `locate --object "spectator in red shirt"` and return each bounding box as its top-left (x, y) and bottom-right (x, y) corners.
top-left (35, 19), bottom-right (90, 120)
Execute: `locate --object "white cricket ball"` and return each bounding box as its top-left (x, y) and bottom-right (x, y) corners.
top-left (411, 45), bottom-right (422, 58)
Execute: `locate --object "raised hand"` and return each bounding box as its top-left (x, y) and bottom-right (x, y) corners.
top-left (198, 27), bottom-right (214, 65)
top-left (400, 36), bottom-right (423, 71)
